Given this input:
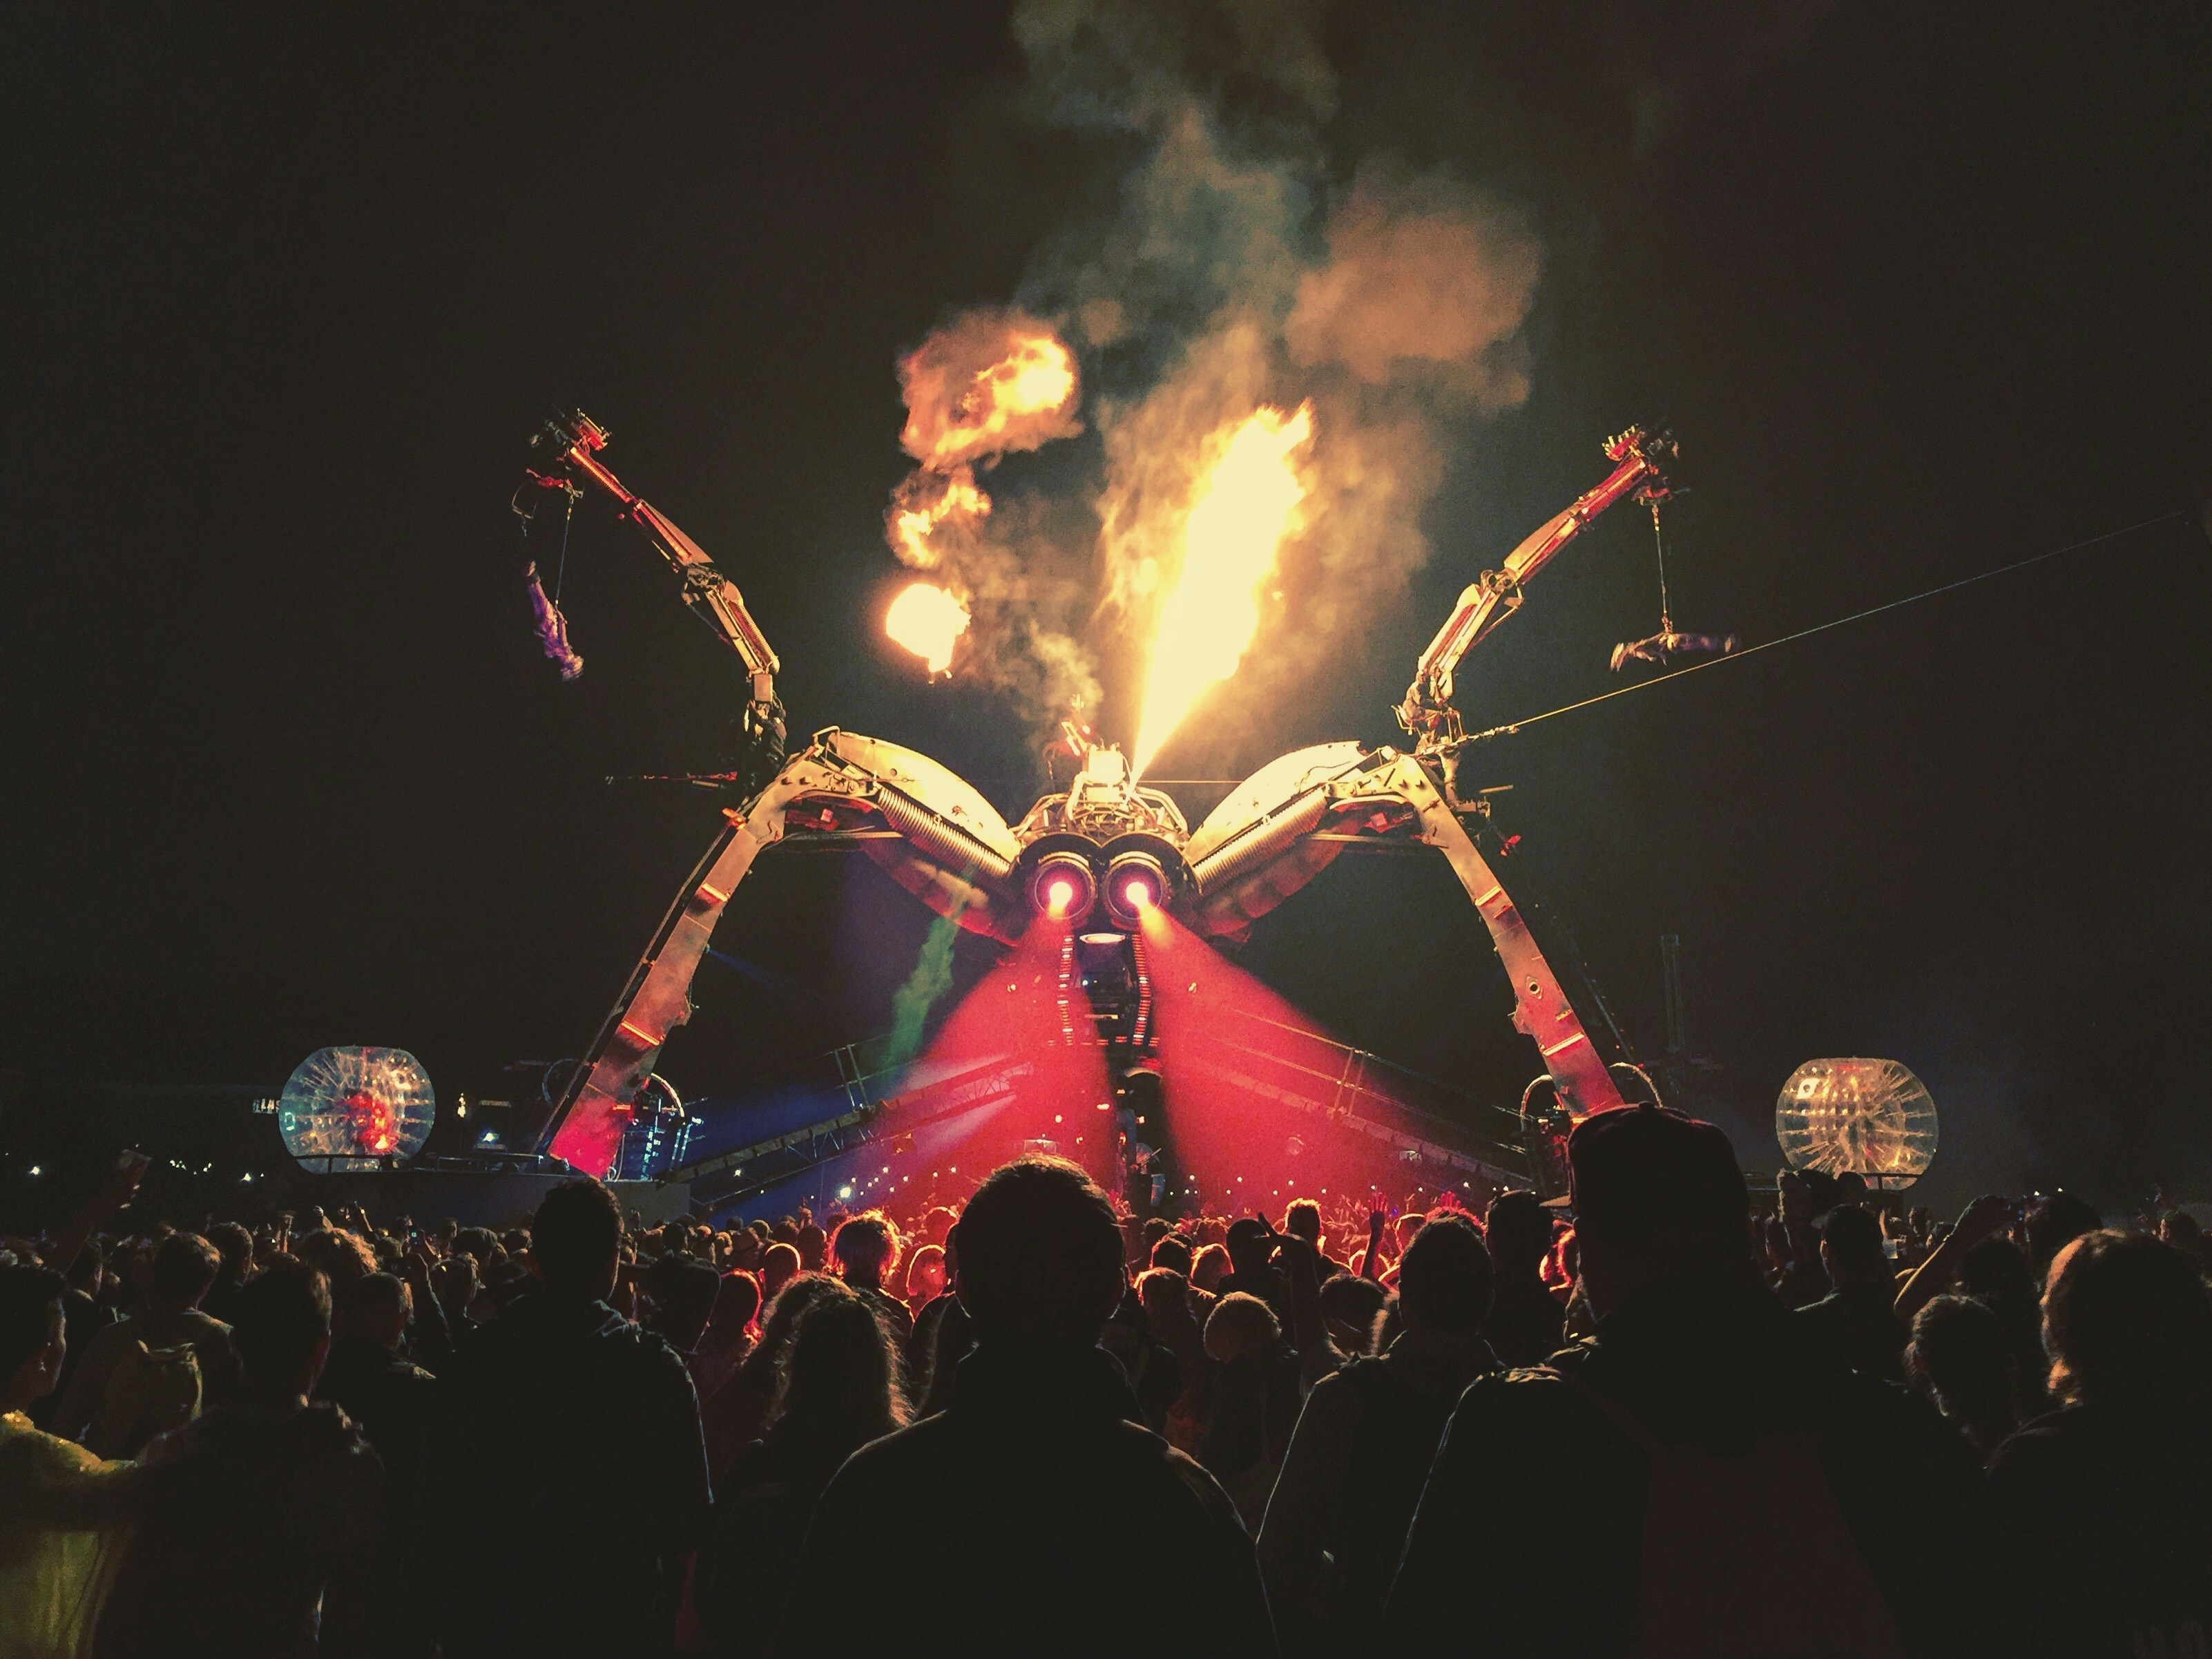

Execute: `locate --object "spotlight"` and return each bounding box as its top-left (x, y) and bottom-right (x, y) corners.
top-left (1102, 851), bottom-right (1166, 929)
top-left (1026, 850), bottom-right (1097, 922)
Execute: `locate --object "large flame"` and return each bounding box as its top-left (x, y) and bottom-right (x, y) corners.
top-left (885, 315), bottom-right (1081, 625)
top-left (1131, 403), bottom-right (1315, 776)
top-left (898, 314), bottom-right (1081, 475)
top-left (887, 467), bottom-right (991, 567)
top-left (886, 581), bottom-right (971, 675)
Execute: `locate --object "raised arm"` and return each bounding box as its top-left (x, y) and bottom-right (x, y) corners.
top-left (43, 1150), bottom-right (146, 1282)
top-left (1276, 1232), bottom-right (1337, 1392)
top-left (1894, 1195), bottom-right (2015, 1323)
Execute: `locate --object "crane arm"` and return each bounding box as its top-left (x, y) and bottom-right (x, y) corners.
top-left (526, 410), bottom-right (781, 707)
top-left (1397, 425), bottom-right (1674, 746)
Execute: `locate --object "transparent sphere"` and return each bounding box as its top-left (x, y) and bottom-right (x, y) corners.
top-left (1775, 1057), bottom-right (1937, 1189)
top-left (278, 1046), bottom-right (437, 1171)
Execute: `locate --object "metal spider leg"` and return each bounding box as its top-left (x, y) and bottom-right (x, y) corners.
top-left (544, 729), bottom-right (1029, 1177)
top-left (1183, 743), bottom-right (1628, 1122)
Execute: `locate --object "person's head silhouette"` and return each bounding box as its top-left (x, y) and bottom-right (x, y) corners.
top-left (231, 1256), bottom-right (333, 1399)
top-left (831, 1213), bottom-right (899, 1292)
top-left (2043, 1229), bottom-right (2212, 1406)
top-left (951, 1155), bottom-right (1124, 1350)
top-left (1484, 1190), bottom-right (1554, 1278)
top-left (532, 1178), bottom-right (624, 1301)
top-left (1396, 1213), bottom-right (1493, 1336)
top-left (1568, 1102), bottom-right (1751, 1318)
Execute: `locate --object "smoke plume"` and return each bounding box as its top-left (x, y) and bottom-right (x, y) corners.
top-left (883, 0), bottom-right (1548, 770)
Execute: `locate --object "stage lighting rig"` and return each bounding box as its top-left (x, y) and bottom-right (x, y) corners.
top-left (525, 420), bottom-right (1675, 1191)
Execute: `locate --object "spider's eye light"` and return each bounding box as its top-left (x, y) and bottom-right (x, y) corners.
top-left (1102, 851), bottom-right (1168, 929)
top-left (1027, 852), bottom-right (1096, 923)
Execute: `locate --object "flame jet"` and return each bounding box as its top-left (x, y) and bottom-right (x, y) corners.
top-left (1131, 403), bottom-right (1314, 778)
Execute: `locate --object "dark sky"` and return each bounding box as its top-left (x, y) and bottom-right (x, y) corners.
top-left (3, 3), bottom-right (2206, 1209)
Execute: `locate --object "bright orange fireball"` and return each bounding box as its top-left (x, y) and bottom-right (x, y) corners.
top-left (885, 581), bottom-right (971, 675)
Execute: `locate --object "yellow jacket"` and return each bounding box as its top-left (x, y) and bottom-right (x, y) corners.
top-left (0, 1412), bottom-right (142, 1659)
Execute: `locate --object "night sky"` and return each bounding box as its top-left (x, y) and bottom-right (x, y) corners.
top-left (4, 3), bottom-right (2206, 1209)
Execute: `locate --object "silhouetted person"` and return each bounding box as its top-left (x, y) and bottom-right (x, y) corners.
top-left (1102, 1278), bottom-right (1186, 1437)
top-left (703, 1272), bottom-right (843, 1488)
top-left (697, 1285), bottom-right (909, 1653)
top-left (2158, 1208), bottom-right (2211, 1271)
top-left (1385, 1104), bottom-right (1986, 1658)
top-left (1150, 1234), bottom-right (1195, 1278)
top-left (1218, 1217), bottom-right (1293, 1330)
top-left (646, 1255), bottom-right (723, 1353)
top-left (829, 1212), bottom-right (913, 1344)
top-left (1137, 1267), bottom-right (1213, 1452)
top-left (1282, 1198), bottom-right (1331, 1270)
top-left (779, 1155), bottom-right (1275, 1658)
top-left (1771, 1169), bottom-right (1829, 1309)
top-left (794, 1221), bottom-right (827, 1274)
top-left (1316, 1272), bottom-right (1386, 1357)
top-left (758, 1240), bottom-right (800, 1306)
top-left (53, 1233), bottom-right (241, 1455)
top-left (1958, 1234), bottom-right (2053, 1421)
top-left (1796, 1204), bottom-right (1908, 1383)
top-left (314, 1271), bottom-right (436, 1655)
top-left (692, 1269), bottom-right (761, 1403)
top-left (32, 1242), bottom-right (116, 1432)
top-left (1482, 1190), bottom-right (1566, 1366)
top-left (199, 1223), bottom-right (255, 1327)
top-left (2021, 1190), bottom-right (2102, 1283)
top-left (428, 1251), bottom-right (479, 1332)
top-left (1905, 1294), bottom-right (2017, 1463)
top-left (1198, 1292), bottom-right (1300, 1527)
top-left (903, 1242), bottom-right (946, 1316)
top-left (96, 1258), bottom-right (381, 1659)
top-left (907, 1227), bottom-right (968, 1403)
top-left (1193, 1242), bottom-right (1231, 1296)
top-left (1990, 1230), bottom-right (2212, 1657)
top-left (1260, 1213), bottom-right (1494, 1658)
top-left (423, 1178), bottom-right (709, 1659)
top-left (316, 1273), bottom-right (433, 1466)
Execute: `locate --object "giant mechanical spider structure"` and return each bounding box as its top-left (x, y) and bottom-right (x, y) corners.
top-left (517, 414), bottom-right (1684, 1198)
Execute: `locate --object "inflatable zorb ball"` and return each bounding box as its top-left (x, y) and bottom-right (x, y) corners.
top-left (278, 1046), bottom-right (437, 1171)
top-left (1775, 1057), bottom-right (1937, 1191)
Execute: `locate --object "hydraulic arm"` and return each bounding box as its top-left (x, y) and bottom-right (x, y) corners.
top-left (1397, 425), bottom-right (1675, 746)
top-left (523, 410), bottom-right (784, 755)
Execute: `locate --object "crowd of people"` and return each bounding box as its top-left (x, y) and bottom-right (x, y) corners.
top-left (3, 1109), bottom-right (2210, 1657)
